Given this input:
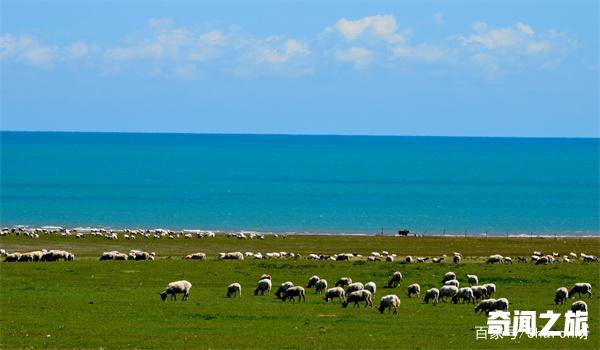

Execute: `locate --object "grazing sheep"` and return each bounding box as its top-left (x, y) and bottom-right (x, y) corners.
top-left (443, 279), bottom-right (460, 288)
top-left (275, 282), bottom-right (295, 299)
top-left (452, 287), bottom-right (475, 304)
top-left (306, 275), bottom-right (320, 288)
top-left (471, 286), bottom-right (488, 301)
top-left (453, 255), bottom-right (462, 264)
top-left (387, 271), bottom-right (403, 288)
top-left (582, 254), bottom-right (598, 262)
top-left (4, 252), bottom-right (21, 262)
top-left (439, 285), bottom-right (459, 303)
top-left (129, 250), bottom-right (154, 261)
top-left (342, 290), bottom-right (373, 308)
top-left (378, 294), bottom-right (401, 314)
top-left (259, 274), bottom-right (272, 281)
top-left (487, 254), bottom-right (504, 264)
top-left (432, 256), bottom-right (445, 263)
top-left (386, 256), bottom-right (394, 262)
top-left (492, 298), bottom-right (509, 312)
top-left (219, 252), bottom-right (244, 260)
top-left (346, 282), bottom-right (365, 294)
top-left (307, 254), bottom-right (319, 260)
top-left (475, 299), bottom-right (497, 315)
top-left (535, 256), bottom-right (552, 265)
top-left (254, 278), bottom-right (272, 296)
top-left (227, 283), bottom-right (242, 298)
top-left (365, 281), bottom-right (377, 295)
top-left (423, 288), bottom-right (439, 305)
top-left (315, 279), bottom-right (328, 294)
top-left (407, 283), bottom-right (421, 298)
top-left (100, 251), bottom-right (128, 260)
top-left (569, 283), bottom-right (592, 298)
top-left (416, 257), bottom-right (429, 263)
top-left (41, 250), bottom-right (72, 262)
top-left (568, 252), bottom-right (577, 259)
top-left (323, 287), bottom-right (346, 302)
top-left (160, 280), bottom-right (192, 301)
top-left (503, 257), bottom-right (513, 264)
top-left (184, 252), bottom-right (206, 260)
top-left (483, 283), bottom-right (496, 298)
top-left (335, 277), bottom-right (353, 287)
top-left (282, 286), bottom-right (306, 302)
top-left (571, 301), bottom-right (588, 312)
top-left (554, 287), bottom-right (569, 305)
top-left (466, 274), bottom-right (479, 286)
top-left (404, 256), bottom-right (413, 263)
top-left (563, 257), bottom-right (571, 263)
top-left (441, 272), bottom-right (456, 284)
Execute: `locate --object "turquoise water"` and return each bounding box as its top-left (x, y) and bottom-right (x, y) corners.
top-left (1, 132), bottom-right (598, 234)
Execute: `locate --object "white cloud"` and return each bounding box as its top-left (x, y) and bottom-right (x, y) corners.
top-left (516, 22), bottom-right (534, 36)
top-left (335, 47), bottom-right (374, 68)
top-left (329, 15), bottom-right (408, 44)
top-left (1, 17), bottom-right (579, 78)
top-left (0, 34), bottom-right (56, 68)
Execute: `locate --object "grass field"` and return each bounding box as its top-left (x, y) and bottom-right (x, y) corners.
top-left (1, 235), bottom-right (599, 349)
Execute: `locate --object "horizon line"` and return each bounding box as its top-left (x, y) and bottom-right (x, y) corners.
top-left (1, 129), bottom-right (599, 140)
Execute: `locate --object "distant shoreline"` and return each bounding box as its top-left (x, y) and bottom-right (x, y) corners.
top-left (2, 130), bottom-right (599, 140)
top-left (2, 224), bottom-right (598, 238)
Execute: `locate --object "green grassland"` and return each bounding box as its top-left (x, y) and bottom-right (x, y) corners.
top-left (1, 235), bottom-right (599, 349)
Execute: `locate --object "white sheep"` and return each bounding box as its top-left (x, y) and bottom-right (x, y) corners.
top-left (282, 286), bottom-right (306, 302)
top-left (323, 287), bottom-right (346, 302)
top-left (453, 255), bottom-right (462, 264)
top-left (466, 274), bottom-right (479, 286)
top-left (254, 278), bottom-right (272, 296)
top-left (275, 282), bottom-right (295, 299)
top-left (4, 252), bottom-right (21, 262)
top-left (569, 283), bottom-right (592, 298)
top-left (184, 252), bottom-right (206, 260)
top-left (475, 299), bottom-right (497, 315)
top-left (486, 254), bottom-right (504, 264)
top-left (335, 277), bottom-right (353, 287)
top-left (315, 279), bottom-right (328, 294)
top-left (160, 280), bottom-right (192, 301)
top-left (227, 283), bottom-right (242, 297)
top-left (471, 285), bottom-right (488, 301)
top-left (483, 283), bottom-right (496, 298)
top-left (407, 283), bottom-right (420, 298)
top-left (365, 281), bottom-right (377, 295)
top-left (404, 256), bottom-right (414, 263)
top-left (342, 290), bottom-right (373, 308)
top-left (378, 294), bottom-right (401, 314)
top-left (423, 288), bottom-right (439, 304)
top-left (441, 272), bottom-right (456, 284)
top-left (219, 252), bottom-right (244, 260)
top-left (387, 271), bottom-right (403, 288)
top-left (492, 298), bottom-right (509, 312)
top-left (571, 301), bottom-right (588, 312)
top-left (346, 282), bottom-right (364, 294)
top-left (452, 287), bottom-right (475, 304)
top-left (443, 279), bottom-right (460, 288)
top-left (439, 285), bottom-right (459, 302)
top-left (306, 275), bottom-right (320, 288)
top-left (554, 287), bottom-right (569, 305)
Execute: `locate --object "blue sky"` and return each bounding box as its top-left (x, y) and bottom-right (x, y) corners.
top-left (1, 1), bottom-right (598, 137)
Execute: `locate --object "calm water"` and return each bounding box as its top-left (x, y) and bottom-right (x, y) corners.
top-left (0, 132), bottom-right (598, 234)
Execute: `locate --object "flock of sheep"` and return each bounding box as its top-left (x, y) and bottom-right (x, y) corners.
top-left (159, 267), bottom-right (593, 316)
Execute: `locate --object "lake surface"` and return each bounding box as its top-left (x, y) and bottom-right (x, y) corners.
top-left (1, 132), bottom-right (598, 235)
